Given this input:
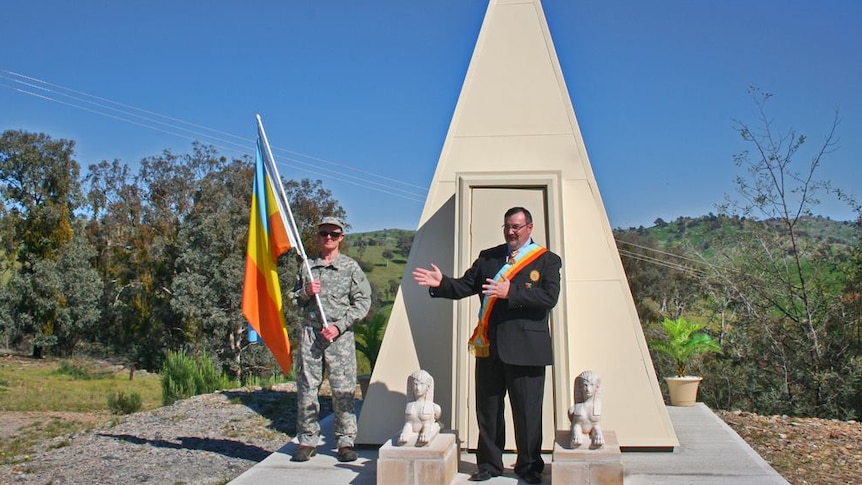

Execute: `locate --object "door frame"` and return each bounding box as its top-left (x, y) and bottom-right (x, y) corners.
top-left (453, 171), bottom-right (569, 451)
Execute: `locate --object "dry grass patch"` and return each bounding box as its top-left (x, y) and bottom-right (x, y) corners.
top-left (0, 354), bottom-right (162, 464)
top-left (0, 355), bottom-right (161, 413)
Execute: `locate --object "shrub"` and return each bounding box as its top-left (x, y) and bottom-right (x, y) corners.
top-left (107, 391), bottom-right (142, 415)
top-left (160, 350), bottom-right (232, 405)
top-left (356, 257), bottom-right (375, 273)
top-left (355, 313), bottom-right (387, 372)
top-left (56, 361), bottom-right (94, 380)
top-left (240, 372), bottom-right (292, 390)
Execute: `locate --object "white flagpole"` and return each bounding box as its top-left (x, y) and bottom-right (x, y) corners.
top-left (256, 114), bottom-right (329, 328)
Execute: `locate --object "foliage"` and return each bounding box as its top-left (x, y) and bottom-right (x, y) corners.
top-left (56, 361), bottom-right (96, 380)
top-left (0, 130), bottom-right (80, 265)
top-left (2, 222), bottom-right (103, 356)
top-left (341, 239), bottom-right (407, 303)
top-left (616, 230), bottom-right (704, 323)
top-left (107, 390), bottom-right (143, 414)
top-left (169, 158), bottom-right (258, 379)
top-left (160, 350), bottom-right (232, 405)
top-left (703, 89), bottom-right (861, 418)
top-left (239, 371), bottom-right (293, 389)
top-left (355, 312), bottom-right (388, 372)
top-left (1, 132), bottom-right (354, 378)
top-left (649, 317), bottom-right (721, 377)
top-left (282, 178), bottom-right (347, 254)
top-left (0, 130), bottom-right (89, 357)
top-left (614, 90), bottom-right (861, 419)
top-left (617, 214), bottom-right (856, 256)
top-left (3, 115), bottom-right (860, 423)
top-left (396, 232), bottom-right (414, 256)
top-left (82, 145), bottom-right (217, 369)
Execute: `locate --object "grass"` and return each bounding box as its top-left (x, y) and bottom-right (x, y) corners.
top-left (0, 355), bottom-right (162, 412)
top-left (0, 355), bottom-right (164, 465)
top-left (342, 243), bottom-right (408, 297)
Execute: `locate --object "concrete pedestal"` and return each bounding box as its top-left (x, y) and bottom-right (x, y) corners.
top-left (552, 430), bottom-right (623, 485)
top-left (377, 432), bottom-right (458, 485)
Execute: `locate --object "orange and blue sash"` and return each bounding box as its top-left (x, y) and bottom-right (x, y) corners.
top-left (468, 243), bottom-right (548, 357)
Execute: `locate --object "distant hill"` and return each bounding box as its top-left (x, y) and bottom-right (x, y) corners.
top-left (341, 229), bottom-right (414, 305)
top-left (344, 215), bottom-right (857, 287)
top-left (614, 214), bottom-right (858, 258)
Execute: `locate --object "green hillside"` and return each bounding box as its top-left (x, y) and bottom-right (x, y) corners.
top-left (342, 229), bottom-right (413, 305)
top-left (617, 214), bottom-right (857, 257)
top-left (344, 215), bottom-right (857, 290)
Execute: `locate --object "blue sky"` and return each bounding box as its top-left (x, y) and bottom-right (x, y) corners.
top-left (2, 0), bottom-right (860, 233)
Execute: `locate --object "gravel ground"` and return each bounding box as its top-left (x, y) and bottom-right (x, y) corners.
top-left (0, 382), bottom-right (335, 485)
top-left (2, 388), bottom-right (860, 485)
top-left (716, 410), bottom-right (862, 485)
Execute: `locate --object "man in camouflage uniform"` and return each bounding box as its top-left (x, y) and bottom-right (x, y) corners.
top-left (290, 216), bottom-right (371, 463)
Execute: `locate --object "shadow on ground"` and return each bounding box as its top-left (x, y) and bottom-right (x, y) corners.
top-left (98, 433), bottom-right (274, 461)
top-left (222, 388), bottom-right (333, 436)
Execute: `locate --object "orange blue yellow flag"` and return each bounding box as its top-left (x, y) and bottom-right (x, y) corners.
top-left (241, 135), bottom-right (296, 374)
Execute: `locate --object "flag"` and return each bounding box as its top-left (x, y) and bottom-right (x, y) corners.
top-left (241, 136), bottom-right (296, 374)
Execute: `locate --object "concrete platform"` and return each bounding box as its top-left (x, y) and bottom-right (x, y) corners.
top-left (229, 402), bottom-right (788, 484)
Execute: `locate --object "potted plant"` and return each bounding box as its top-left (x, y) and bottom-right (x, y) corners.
top-left (649, 317), bottom-right (721, 406)
top-left (354, 312), bottom-right (387, 399)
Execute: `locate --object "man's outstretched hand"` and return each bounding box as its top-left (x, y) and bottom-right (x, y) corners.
top-left (412, 264), bottom-right (442, 288)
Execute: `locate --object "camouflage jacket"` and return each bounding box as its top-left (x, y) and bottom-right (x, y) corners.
top-left (290, 253), bottom-right (371, 334)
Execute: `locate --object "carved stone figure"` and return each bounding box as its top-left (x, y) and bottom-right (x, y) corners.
top-left (568, 370), bottom-right (604, 448)
top-left (398, 369), bottom-right (442, 446)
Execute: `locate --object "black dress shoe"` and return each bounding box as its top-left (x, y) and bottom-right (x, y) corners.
top-left (469, 470), bottom-right (496, 481)
top-left (519, 470), bottom-right (543, 484)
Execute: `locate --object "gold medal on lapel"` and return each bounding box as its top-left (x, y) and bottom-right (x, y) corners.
top-left (530, 270), bottom-right (540, 282)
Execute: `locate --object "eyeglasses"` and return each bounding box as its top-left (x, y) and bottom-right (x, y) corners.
top-left (318, 230), bottom-right (343, 239)
top-left (502, 223), bottom-right (530, 233)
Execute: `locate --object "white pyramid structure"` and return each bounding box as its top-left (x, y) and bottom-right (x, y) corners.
top-left (357, 0), bottom-right (678, 449)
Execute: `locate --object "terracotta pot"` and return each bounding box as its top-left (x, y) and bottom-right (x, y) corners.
top-left (664, 376), bottom-right (703, 406)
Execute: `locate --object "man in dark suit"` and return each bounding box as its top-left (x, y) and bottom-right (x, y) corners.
top-left (412, 206), bottom-right (561, 484)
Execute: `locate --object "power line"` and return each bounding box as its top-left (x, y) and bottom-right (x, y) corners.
top-left (5, 70), bottom-right (731, 275)
top-left (617, 248), bottom-right (709, 278)
top-left (615, 238), bottom-right (707, 266)
top-left (0, 68), bottom-right (428, 203)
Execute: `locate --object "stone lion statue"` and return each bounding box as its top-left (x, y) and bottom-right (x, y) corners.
top-left (568, 370), bottom-right (604, 448)
top-left (398, 369), bottom-right (442, 446)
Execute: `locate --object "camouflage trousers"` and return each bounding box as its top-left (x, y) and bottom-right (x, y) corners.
top-left (296, 324), bottom-right (358, 449)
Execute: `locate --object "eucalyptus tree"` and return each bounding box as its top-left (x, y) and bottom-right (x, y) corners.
top-left (170, 158), bottom-right (259, 378)
top-left (0, 130), bottom-right (84, 356)
top-left (6, 221), bottom-right (102, 356)
top-left (0, 130), bottom-right (80, 264)
top-left (82, 143), bottom-right (221, 368)
top-left (282, 178), bottom-right (347, 253)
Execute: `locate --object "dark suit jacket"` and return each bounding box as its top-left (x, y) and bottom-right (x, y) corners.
top-left (431, 243), bottom-right (562, 366)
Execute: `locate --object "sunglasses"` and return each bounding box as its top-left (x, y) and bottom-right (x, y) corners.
top-left (318, 230), bottom-right (343, 238)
